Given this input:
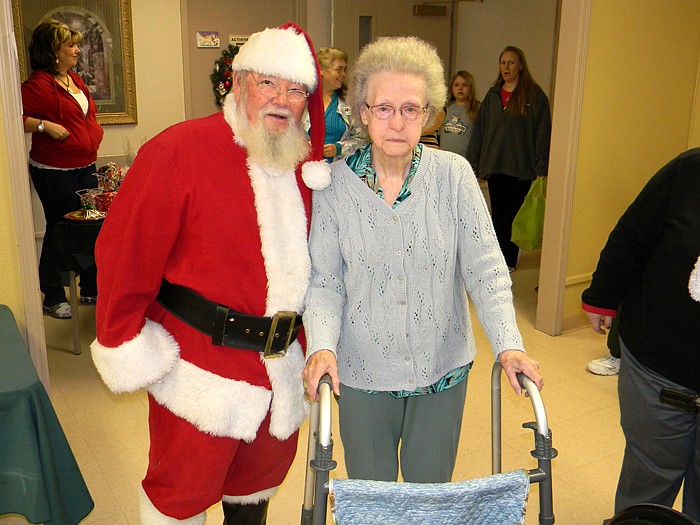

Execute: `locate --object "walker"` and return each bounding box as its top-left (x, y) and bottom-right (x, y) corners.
top-left (300, 362), bottom-right (557, 524)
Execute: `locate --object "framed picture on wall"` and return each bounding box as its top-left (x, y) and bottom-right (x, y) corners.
top-left (12, 0), bottom-right (138, 125)
top-left (196, 31), bottom-right (220, 48)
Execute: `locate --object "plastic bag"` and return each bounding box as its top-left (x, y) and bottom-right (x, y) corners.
top-left (511, 177), bottom-right (546, 251)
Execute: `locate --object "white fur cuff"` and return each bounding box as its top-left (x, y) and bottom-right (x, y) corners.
top-left (690, 256), bottom-right (700, 302)
top-left (302, 160), bottom-right (331, 190)
top-left (264, 341), bottom-right (309, 440)
top-left (223, 487), bottom-right (277, 505)
top-left (91, 319), bottom-right (180, 394)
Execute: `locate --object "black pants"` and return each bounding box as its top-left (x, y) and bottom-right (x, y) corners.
top-left (486, 173), bottom-right (532, 268)
top-left (616, 341), bottom-right (699, 517)
top-left (30, 164), bottom-right (98, 307)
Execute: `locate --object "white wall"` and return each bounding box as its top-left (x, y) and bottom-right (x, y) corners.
top-left (306, 0), bottom-right (332, 48)
top-left (454, 0), bottom-right (559, 100)
top-left (98, 0), bottom-right (186, 159)
top-left (332, 0), bottom-right (454, 72)
top-left (30, 0), bottom-right (186, 242)
top-left (182, 0), bottom-right (297, 120)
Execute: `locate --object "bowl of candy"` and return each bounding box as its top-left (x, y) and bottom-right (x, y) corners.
top-left (65, 188), bottom-right (105, 221)
top-left (95, 191), bottom-right (118, 212)
top-left (64, 162), bottom-right (128, 221)
top-left (76, 188), bottom-right (99, 209)
top-left (96, 162), bottom-right (128, 192)
top-left (93, 162), bottom-right (128, 213)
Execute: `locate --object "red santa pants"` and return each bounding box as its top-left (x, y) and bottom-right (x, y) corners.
top-left (142, 394), bottom-right (298, 520)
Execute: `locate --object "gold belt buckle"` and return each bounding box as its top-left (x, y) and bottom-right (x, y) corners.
top-left (264, 311), bottom-right (297, 359)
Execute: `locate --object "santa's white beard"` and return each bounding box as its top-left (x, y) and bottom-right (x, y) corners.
top-left (229, 93), bottom-right (310, 173)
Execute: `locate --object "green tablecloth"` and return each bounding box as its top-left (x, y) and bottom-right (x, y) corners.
top-left (54, 220), bottom-right (102, 257)
top-left (0, 305), bottom-right (93, 524)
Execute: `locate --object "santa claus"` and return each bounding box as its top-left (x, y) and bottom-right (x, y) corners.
top-left (90, 23), bottom-right (329, 524)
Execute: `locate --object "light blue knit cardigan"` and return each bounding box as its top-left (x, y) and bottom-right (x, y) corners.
top-left (303, 147), bottom-right (524, 392)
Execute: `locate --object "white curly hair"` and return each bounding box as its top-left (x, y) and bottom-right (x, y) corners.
top-left (347, 36), bottom-right (447, 134)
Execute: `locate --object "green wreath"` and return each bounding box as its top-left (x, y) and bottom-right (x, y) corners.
top-left (210, 43), bottom-right (240, 107)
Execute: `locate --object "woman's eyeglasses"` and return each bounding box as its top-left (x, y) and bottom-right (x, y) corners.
top-left (328, 66), bottom-right (347, 73)
top-left (365, 103), bottom-right (427, 121)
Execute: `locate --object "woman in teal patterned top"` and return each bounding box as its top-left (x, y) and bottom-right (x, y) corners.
top-left (317, 47), bottom-right (366, 163)
top-left (302, 36), bottom-right (543, 484)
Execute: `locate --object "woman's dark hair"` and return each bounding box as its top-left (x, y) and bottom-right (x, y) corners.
top-left (28, 19), bottom-right (82, 74)
top-left (493, 46), bottom-right (538, 117)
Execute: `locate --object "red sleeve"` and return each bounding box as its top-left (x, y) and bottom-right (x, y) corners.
top-left (581, 302), bottom-right (617, 317)
top-left (95, 138), bottom-right (183, 348)
top-left (21, 75), bottom-right (47, 120)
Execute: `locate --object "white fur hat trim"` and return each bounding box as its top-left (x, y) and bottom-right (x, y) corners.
top-left (690, 256), bottom-right (700, 302)
top-left (301, 160), bottom-right (331, 190)
top-left (233, 27), bottom-right (317, 91)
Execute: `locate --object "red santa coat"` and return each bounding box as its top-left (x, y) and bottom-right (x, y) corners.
top-left (91, 110), bottom-right (312, 442)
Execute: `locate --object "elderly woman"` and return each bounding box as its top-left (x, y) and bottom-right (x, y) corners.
top-left (302, 36), bottom-right (543, 484)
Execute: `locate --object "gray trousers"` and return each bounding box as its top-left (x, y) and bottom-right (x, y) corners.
top-left (337, 379), bottom-right (467, 483)
top-left (616, 341), bottom-right (700, 518)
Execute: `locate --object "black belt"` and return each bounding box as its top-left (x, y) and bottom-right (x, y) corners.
top-left (157, 279), bottom-right (301, 358)
top-left (660, 387), bottom-right (700, 412)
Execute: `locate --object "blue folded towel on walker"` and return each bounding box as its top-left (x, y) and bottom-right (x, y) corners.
top-left (330, 469), bottom-right (529, 525)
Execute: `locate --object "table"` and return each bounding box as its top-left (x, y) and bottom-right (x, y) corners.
top-left (0, 305), bottom-right (93, 524)
top-left (53, 220), bottom-right (103, 355)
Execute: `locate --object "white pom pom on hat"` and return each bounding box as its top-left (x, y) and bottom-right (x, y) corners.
top-left (232, 22), bottom-right (328, 189)
top-left (302, 160), bottom-right (331, 190)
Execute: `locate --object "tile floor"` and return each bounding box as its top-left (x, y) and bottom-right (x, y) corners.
top-left (18, 250), bottom-right (683, 524)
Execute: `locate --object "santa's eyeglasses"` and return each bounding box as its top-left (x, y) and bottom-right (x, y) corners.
top-left (251, 76), bottom-right (309, 104)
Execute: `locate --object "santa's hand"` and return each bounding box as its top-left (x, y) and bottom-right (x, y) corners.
top-left (499, 349), bottom-right (543, 396)
top-left (303, 349), bottom-right (339, 401)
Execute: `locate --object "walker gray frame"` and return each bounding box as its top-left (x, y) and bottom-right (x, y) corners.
top-left (301, 362), bottom-right (556, 524)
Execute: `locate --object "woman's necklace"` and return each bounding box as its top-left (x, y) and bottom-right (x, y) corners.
top-left (56, 74), bottom-right (70, 90)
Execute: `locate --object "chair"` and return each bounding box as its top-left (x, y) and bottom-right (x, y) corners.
top-left (55, 220), bottom-right (102, 354)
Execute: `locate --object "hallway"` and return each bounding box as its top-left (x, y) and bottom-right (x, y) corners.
top-left (36, 249), bottom-right (681, 524)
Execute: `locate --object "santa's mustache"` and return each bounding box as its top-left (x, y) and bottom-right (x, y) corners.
top-left (261, 108), bottom-right (294, 120)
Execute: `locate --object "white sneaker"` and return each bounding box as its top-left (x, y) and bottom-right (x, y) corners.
top-left (587, 353), bottom-right (620, 376)
top-left (43, 302), bottom-right (72, 319)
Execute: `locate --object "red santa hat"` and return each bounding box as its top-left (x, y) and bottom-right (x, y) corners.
top-left (232, 22), bottom-right (330, 190)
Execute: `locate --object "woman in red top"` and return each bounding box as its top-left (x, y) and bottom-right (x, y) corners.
top-left (22, 19), bottom-right (104, 318)
top-left (467, 47), bottom-right (551, 271)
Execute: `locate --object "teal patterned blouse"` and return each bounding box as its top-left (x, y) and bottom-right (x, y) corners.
top-left (345, 142), bottom-right (422, 208)
top-left (344, 142), bottom-right (472, 398)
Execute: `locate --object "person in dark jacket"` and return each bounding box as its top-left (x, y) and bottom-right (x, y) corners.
top-left (21, 19), bottom-right (104, 318)
top-left (582, 148), bottom-right (700, 519)
top-left (467, 46), bottom-right (551, 270)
